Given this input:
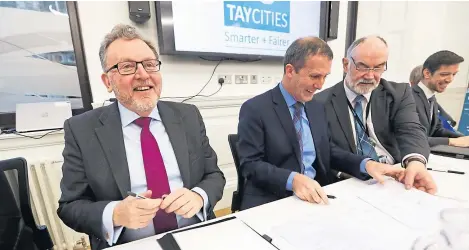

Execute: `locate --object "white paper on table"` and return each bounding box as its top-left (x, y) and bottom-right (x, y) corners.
top-left (173, 218), bottom-right (278, 250)
top-left (267, 195), bottom-right (418, 250)
top-left (357, 180), bottom-right (467, 232)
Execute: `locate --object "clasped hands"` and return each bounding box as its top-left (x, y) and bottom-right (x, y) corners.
top-left (112, 188), bottom-right (203, 229)
top-left (293, 160), bottom-right (437, 205)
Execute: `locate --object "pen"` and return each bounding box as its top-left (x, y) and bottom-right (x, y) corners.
top-left (127, 191), bottom-right (147, 199)
top-left (427, 168), bottom-right (465, 175)
top-left (327, 195), bottom-right (336, 199)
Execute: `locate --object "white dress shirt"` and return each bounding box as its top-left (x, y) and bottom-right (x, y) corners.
top-left (101, 102), bottom-right (209, 246)
top-left (343, 84), bottom-right (426, 165)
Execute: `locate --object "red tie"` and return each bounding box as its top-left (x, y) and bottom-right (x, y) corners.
top-left (134, 117), bottom-right (178, 234)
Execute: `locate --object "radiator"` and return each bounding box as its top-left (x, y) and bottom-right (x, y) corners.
top-left (28, 160), bottom-right (90, 250)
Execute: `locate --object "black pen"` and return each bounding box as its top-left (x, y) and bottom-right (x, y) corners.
top-left (127, 191), bottom-right (147, 199)
top-left (327, 195), bottom-right (336, 199)
top-left (427, 168), bottom-right (465, 175)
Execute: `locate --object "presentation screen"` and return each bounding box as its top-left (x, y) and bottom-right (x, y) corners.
top-left (156, 1), bottom-right (326, 59)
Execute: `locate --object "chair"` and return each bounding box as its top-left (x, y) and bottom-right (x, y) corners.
top-left (227, 134), bottom-right (245, 213)
top-left (0, 158), bottom-right (53, 250)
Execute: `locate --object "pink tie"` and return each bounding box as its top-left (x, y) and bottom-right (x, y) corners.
top-left (134, 117), bottom-right (178, 234)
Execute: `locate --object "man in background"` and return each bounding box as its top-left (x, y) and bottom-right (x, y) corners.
top-left (412, 50), bottom-right (469, 147)
top-left (57, 24), bottom-right (225, 250)
top-left (315, 36), bottom-right (436, 194)
top-left (410, 64), bottom-right (457, 129)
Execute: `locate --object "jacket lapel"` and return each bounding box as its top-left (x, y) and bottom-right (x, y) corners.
top-left (158, 102), bottom-right (191, 188)
top-left (370, 83), bottom-right (387, 139)
top-left (271, 86), bottom-right (301, 166)
top-left (331, 82), bottom-right (356, 153)
top-left (413, 85), bottom-right (432, 122)
top-left (95, 102), bottom-right (130, 198)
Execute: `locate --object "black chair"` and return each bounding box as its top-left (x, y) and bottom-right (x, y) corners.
top-left (228, 134), bottom-right (245, 213)
top-left (0, 158), bottom-right (53, 250)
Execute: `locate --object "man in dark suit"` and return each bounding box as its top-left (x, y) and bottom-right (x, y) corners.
top-left (410, 65), bottom-right (458, 129)
top-left (57, 24), bottom-right (225, 250)
top-left (314, 36), bottom-right (436, 194)
top-left (237, 37), bottom-right (406, 210)
top-left (412, 50), bottom-right (469, 147)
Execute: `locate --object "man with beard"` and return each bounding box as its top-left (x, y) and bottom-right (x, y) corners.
top-left (412, 51), bottom-right (469, 147)
top-left (314, 36), bottom-right (437, 194)
top-left (57, 24), bottom-right (225, 250)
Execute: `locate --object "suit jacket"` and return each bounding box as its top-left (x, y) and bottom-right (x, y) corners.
top-left (314, 79), bottom-right (430, 163)
top-left (412, 85), bottom-right (462, 147)
top-left (237, 85), bottom-right (368, 210)
top-left (57, 101), bottom-right (225, 250)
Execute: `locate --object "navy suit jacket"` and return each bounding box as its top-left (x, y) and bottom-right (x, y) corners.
top-left (237, 85), bottom-right (368, 210)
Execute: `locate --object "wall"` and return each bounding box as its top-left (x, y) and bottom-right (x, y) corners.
top-left (0, 1), bottom-right (351, 211)
top-left (355, 1), bottom-right (469, 125)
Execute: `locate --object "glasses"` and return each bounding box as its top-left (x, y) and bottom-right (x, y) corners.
top-left (350, 57), bottom-right (387, 74)
top-left (105, 59), bottom-right (161, 75)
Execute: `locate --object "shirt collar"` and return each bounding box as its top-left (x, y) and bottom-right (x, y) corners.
top-left (279, 82), bottom-right (301, 107)
top-left (343, 82), bottom-right (372, 104)
top-left (418, 82), bottom-right (436, 99)
top-left (117, 101), bottom-right (161, 128)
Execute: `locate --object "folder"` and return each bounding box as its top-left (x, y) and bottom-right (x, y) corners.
top-left (157, 216), bottom-right (278, 250)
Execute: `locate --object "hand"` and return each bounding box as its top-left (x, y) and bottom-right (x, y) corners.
top-left (398, 161), bottom-right (437, 194)
top-left (449, 136), bottom-right (469, 147)
top-left (292, 174), bottom-right (329, 204)
top-left (112, 190), bottom-right (162, 229)
top-left (159, 188), bottom-right (204, 219)
top-left (365, 161), bottom-right (404, 184)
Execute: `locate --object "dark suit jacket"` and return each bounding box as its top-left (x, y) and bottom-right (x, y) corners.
top-left (412, 85), bottom-right (462, 147)
top-left (57, 101), bottom-right (225, 250)
top-left (314, 79), bottom-right (430, 163)
top-left (237, 85), bottom-right (368, 210)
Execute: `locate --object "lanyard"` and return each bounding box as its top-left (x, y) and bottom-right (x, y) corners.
top-left (346, 98), bottom-right (371, 137)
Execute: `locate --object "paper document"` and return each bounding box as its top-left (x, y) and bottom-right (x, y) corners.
top-left (173, 218), bottom-right (277, 250)
top-left (357, 180), bottom-right (466, 232)
top-left (428, 154), bottom-right (469, 172)
top-left (268, 196), bottom-right (418, 250)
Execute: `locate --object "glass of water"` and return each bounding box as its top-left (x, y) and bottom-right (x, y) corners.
top-left (412, 208), bottom-right (469, 250)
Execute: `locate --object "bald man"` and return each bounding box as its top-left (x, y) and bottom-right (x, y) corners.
top-left (315, 36), bottom-right (437, 194)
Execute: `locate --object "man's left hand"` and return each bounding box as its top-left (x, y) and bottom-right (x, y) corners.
top-left (398, 161), bottom-right (437, 194)
top-left (159, 188), bottom-right (204, 219)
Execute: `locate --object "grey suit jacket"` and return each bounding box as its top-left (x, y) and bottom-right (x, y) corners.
top-left (57, 101), bottom-right (225, 250)
top-left (412, 85), bottom-right (462, 147)
top-left (314, 79), bottom-right (430, 163)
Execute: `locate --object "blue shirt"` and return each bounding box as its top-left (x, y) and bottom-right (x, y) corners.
top-left (280, 83), bottom-right (369, 191)
top-left (101, 102), bottom-right (209, 246)
top-left (280, 84), bottom-right (317, 191)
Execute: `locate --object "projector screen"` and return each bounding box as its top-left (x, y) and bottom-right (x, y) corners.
top-left (156, 1), bottom-right (328, 59)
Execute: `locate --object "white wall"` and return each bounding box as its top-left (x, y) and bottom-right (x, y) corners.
top-left (355, 1), bottom-right (469, 124)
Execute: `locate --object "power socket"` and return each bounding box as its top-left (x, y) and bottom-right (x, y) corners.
top-left (218, 74), bottom-right (232, 84)
top-left (235, 74), bottom-right (249, 84)
top-left (250, 75), bottom-right (258, 84)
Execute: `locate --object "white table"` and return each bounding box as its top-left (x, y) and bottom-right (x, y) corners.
top-left (109, 154), bottom-right (469, 250)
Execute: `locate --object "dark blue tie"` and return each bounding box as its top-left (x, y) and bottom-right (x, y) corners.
top-left (293, 102), bottom-right (304, 168)
top-left (354, 95), bottom-right (379, 161)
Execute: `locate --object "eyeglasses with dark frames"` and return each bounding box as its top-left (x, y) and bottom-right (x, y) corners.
top-left (350, 57), bottom-right (387, 74)
top-left (105, 59), bottom-right (162, 75)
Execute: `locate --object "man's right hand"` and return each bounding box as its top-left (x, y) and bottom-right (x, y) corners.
top-left (112, 190), bottom-right (162, 229)
top-left (449, 136), bottom-right (469, 148)
top-left (292, 174), bottom-right (329, 204)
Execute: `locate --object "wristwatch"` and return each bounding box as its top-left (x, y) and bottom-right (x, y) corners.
top-left (402, 157), bottom-right (426, 168)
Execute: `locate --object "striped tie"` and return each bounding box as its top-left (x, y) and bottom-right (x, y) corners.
top-left (293, 102), bottom-right (304, 159)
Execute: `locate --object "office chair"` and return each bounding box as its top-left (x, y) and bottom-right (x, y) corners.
top-left (0, 158), bottom-right (53, 250)
top-left (227, 134), bottom-right (244, 213)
